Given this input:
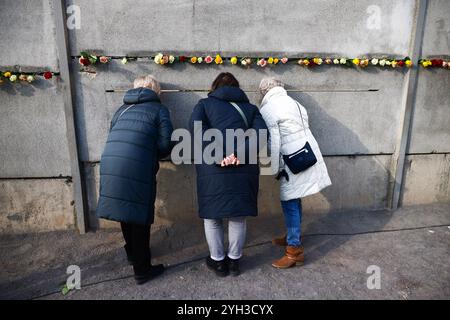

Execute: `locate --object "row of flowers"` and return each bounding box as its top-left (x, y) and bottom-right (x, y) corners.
top-left (0, 71), bottom-right (55, 84)
top-left (78, 52), bottom-right (450, 69)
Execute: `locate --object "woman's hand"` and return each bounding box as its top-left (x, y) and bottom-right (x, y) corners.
top-left (221, 153), bottom-right (240, 167)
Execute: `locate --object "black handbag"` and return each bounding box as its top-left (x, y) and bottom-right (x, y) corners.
top-left (282, 102), bottom-right (317, 174)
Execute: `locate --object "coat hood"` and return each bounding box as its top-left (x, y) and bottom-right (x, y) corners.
top-left (123, 87), bottom-right (160, 104)
top-left (208, 86), bottom-right (249, 103)
top-left (261, 86), bottom-right (288, 109)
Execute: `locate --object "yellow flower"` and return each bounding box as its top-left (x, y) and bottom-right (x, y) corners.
top-left (230, 56), bottom-right (238, 65)
top-left (190, 57), bottom-right (197, 64)
top-left (352, 58), bottom-right (360, 66)
top-left (267, 57), bottom-right (274, 64)
top-left (215, 54), bottom-right (223, 64)
top-left (313, 57), bottom-right (323, 65)
top-left (273, 58), bottom-right (279, 64)
top-left (303, 59), bottom-right (310, 66)
top-left (405, 60), bottom-right (412, 67)
top-left (4, 71), bottom-right (11, 78)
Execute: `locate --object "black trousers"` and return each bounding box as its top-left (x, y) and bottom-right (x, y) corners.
top-left (120, 222), bottom-right (151, 275)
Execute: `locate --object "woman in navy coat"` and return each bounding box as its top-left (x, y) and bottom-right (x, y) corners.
top-left (97, 75), bottom-right (173, 285)
top-left (189, 73), bottom-right (268, 277)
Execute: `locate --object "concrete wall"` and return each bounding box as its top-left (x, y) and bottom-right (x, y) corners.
top-left (0, 0), bottom-right (449, 235)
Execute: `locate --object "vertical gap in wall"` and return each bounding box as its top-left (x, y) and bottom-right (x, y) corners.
top-left (52, 0), bottom-right (88, 234)
top-left (388, 0), bottom-right (428, 209)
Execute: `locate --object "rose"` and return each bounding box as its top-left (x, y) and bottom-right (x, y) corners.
top-left (379, 59), bottom-right (386, 66)
top-left (9, 74), bottom-right (17, 82)
top-left (121, 57), bottom-right (128, 64)
top-left (43, 71), bottom-right (53, 80)
top-left (267, 57), bottom-right (274, 64)
top-left (325, 58), bottom-right (332, 65)
top-left (257, 58), bottom-right (267, 67)
top-left (352, 58), bottom-right (360, 66)
top-left (397, 60), bottom-right (405, 67)
top-left (214, 54), bottom-right (223, 64)
top-left (313, 57), bottom-right (323, 65)
top-left (333, 58), bottom-right (340, 65)
top-left (385, 60), bottom-right (391, 66)
top-left (360, 59), bottom-right (369, 67)
top-left (303, 59), bottom-right (310, 66)
top-left (99, 56), bottom-right (109, 64)
top-left (281, 57), bottom-right (288, 64)
top-left (431, 59), bottom-right (443, 67)
top-left (154, 53), bottom-right (163, 64)
top-left (161, 55), bottom-right (169, 65)
top-left (230, 56), bottom-right (238, 65)
top-left (340, 58), bottom-right (347, 64)
top-left (3, 71), bottom-right (12, 78)
top-left (205, 55), bottom-right (213, 64)
top-left (443, 61), bottom-right (448, 68)
top-left (179, 56), bottom-right (186, 62)
top-left (19, 74), bottom-right (28, 81)
top-left (190, 57), bottom-right (197, 64)
top-left (169, 55), bottom-right (175, 64)
top-left (79, 56), bottom-right (90, 66)
top-left (197, 57), bottom-right (203, 64)
top-left (27, 75), bottom-right (35, 83)
top-left (273, 58), bottom-right (279, 64)
top-left (405, 59), bottom-right (412, 67)
top-left (371, 58), bottom-right (379, 65)
top-left (391, 60), bottom-right (398, 68)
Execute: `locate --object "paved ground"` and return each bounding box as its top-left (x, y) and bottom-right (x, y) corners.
top-left (0, 204), bottom-right (449, 300)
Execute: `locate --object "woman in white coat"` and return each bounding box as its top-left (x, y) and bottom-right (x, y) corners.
top-left (259, 77), bottom-right (332, 269)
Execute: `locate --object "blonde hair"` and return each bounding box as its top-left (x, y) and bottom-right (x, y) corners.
top-left (259, 77), bottom-right (284, 97)
top-left (134, 75), bottom-right (161, 95)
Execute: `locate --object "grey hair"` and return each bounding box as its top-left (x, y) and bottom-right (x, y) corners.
top-left (259, 77), bottom-right (284, 96)
top-left (134, 74), bottom-right (161, 95)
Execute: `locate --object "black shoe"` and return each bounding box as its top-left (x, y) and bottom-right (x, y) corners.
top-left (134, 264), bottom-right (165, 285)
top-left (227, 257), bottom-right (241, 276)
top-left (206, 257), bottom-right (229, 277)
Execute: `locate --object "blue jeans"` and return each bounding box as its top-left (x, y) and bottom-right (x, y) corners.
top-left (280, 199), bottom-right (302, 247)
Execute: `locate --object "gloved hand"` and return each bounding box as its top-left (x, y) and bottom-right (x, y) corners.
top-left (275, 169), bottom-right (289, 181)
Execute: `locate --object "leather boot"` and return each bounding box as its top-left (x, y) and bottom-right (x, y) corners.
top-left (271, 234), bottom-right (302, 247)
top-left (272, 246), bottom-right (304, 269)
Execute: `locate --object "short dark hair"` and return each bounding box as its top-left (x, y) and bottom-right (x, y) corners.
top-left (210, 72), bottom-right (240, 92)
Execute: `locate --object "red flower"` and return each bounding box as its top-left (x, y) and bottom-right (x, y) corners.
top-left (397, 60), bottom-right (405, 67)
top-left (43, 71), bottom-right (53, 80)
top-left (179, 56), bottom-right (186, 62)
top-left (79, 56), bottom-right (90, 66)
top-left (431, 59), bottom-right (443, 67)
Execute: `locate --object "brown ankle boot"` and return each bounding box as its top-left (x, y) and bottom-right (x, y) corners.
top-left (271, 234), bottom-right (302, 247)
top-left (272, 246), bottom-right (305, 269)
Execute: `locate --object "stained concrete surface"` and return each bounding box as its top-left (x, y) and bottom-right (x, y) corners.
top-left (0, 204), bottom-right (449, 300)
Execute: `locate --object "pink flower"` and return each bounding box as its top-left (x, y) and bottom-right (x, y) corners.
top-left (205, 55), bottom-right (213, 64)
top-left (257, 58), bottom-right (267, 67)
top-left (281, 57), bottom-right (288, 64)
top-left (99, 56), bottom-right (109, 64)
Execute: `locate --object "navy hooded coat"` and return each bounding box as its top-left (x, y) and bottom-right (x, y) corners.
top-left (189, 86), bottom-right (268, 220)
top-left (97, 88), bottom-right (173, 226)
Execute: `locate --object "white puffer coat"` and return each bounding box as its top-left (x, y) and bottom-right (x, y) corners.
top-left (260, 86), bottom-right (332, 201)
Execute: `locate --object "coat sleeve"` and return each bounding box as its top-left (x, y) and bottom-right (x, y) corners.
top-left (157, 106), bottom-right (174, 159)
top-left (189, 101), bottom-right (211, 161)
top-left (261, 108), bottom-right (282, 175)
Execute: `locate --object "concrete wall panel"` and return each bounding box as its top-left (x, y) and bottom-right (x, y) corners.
top-left (0, 81), bottom-right (71, 178)
top-left (0, 0), bottom-right (59, 70)
top-left (401, 154), bottom-right (450, 205)
top-left (0, 179), bottom-right (75, 234)
top-left (68, 0), bottom-right (415, 57)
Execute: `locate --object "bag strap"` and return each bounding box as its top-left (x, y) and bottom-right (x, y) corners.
top-left (230, 102), bottom-right (249, 128)
top-left (118, 104), bottom-right (135, 120)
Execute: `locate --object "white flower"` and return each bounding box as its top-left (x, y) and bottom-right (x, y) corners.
top-left (27, 75), bottom-right (35, 83)
top-left (241, 59), bottom-right (247, 66)
top-left (154, 53), bottom-right (163, 64)
top-left (121, 57), bottom-right (128, 64)
top-left (340, 58), bottom-right (347, 64)
top-left (379, 59), bottom-right (386, 66)
top-left (169, 55), bottom-right (175, 64)
top-left (333, 58), bottom-right (340, 64)
top-left (371, 58), bottom-right (379, 65)
top-left (197, 57), bottom-right (203, 64)
top-left (385, 60), bottom-right (391, 66)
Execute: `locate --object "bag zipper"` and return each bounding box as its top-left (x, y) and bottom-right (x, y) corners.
top-left (288, 148), bottom-right (308, 158)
